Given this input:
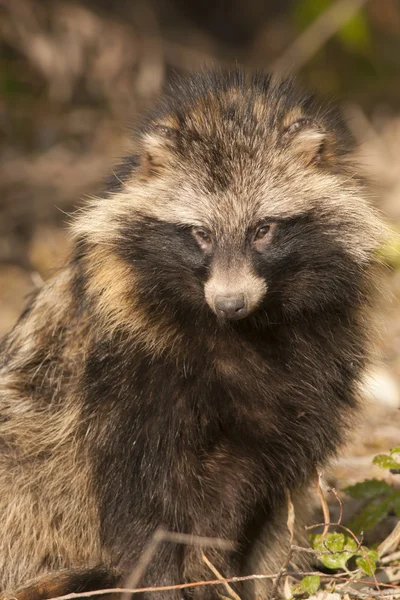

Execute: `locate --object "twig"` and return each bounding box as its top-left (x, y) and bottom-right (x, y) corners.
top-left (143, 531), bottom-right (235, 550)
top-left (329, 486), bottom-right (344, 526)
top-left (271, 0), bottom-right (368, 73)
top-left (19, 575), bottom-right (280, 600)
top-left (380, 550), bottom-right (400, 565)
top-left (122, 527), bottom-right (165, 600)
top-left (344, 587), bottom-right (400, 598)
top-left (376, 567), bottom-right (400, 585)
top-left (335, 565), bottom-right (368, 595)
top-left (315, 470), bottom-right (330, 537)
top-left (306, 521), bottom-right (363, 539)
top-left (310, 574), bottom-right (400, 588)
top-left (291, 545), bottom-right (362, 557)
top-left (122, 528), bottom-right (235, 600)
top-left (201, 552), bottom-right (242, 600)
top-left (27, 572), bottom-right (400, 600)
top-left (378, 521), bottom-right (400, 559)
top-left (271, 491), bottom-right (295, 599)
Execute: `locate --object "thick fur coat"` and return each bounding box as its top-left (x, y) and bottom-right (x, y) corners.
top-left (0, 70), bottom-right (385, 599)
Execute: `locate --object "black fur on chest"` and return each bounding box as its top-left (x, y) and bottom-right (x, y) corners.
top-left (80, 312), bottom-right (363, 568)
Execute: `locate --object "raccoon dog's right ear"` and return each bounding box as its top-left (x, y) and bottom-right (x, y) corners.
top-left (139, 124), bottom-right (179, 177)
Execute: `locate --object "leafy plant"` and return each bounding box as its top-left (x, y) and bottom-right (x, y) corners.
top-left (344, 448), bottom-right (400, 534)
top-left (292, 532), bottom-right (378, 596)
top-left (373, 446), bottom-right (400, 470)
top-left (310, 532), bottom-right (378, 575)
top-left (292, 574), bottom-right (321, 596)
top-left (290, 449), bottom-right (399, 598)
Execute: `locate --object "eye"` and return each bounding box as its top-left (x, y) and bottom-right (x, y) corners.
top-left (192, 227), bottom-right (213, 253)
top-left (253, 222), bottom-right (277, 248)
top-left (254, 224), bottom-right (271, 240)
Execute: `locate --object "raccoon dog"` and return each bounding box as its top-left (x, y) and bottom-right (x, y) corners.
top-left (0, 70), bottom-right (385, 599)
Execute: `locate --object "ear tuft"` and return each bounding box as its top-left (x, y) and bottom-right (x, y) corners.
top-left (140, 124), bottom-right (179, 176)
top-left (283, 118), bottom-right (325, 166)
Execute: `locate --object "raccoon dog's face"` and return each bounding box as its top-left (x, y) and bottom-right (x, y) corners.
top-left (77, 71), bottom-right (384, 327)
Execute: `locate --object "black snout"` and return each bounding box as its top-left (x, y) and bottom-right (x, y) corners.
top-left (214, 294), bottom-right (248, 320)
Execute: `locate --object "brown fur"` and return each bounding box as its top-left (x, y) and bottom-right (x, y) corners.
top-left (0, 69), bottom-right (386, 599)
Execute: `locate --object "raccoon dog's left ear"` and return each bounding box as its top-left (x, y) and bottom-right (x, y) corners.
top-left (282, 117), bottom-right (325, 166)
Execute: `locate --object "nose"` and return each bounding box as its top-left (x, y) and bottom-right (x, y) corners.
top-left (214, 294), bottom-right (248, 320)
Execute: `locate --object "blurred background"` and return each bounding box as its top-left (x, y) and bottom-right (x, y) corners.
top-left (0, 0), bottom-right (399, 537)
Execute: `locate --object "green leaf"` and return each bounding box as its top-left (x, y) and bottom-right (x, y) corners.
top-left (291, 583), bottom-right (305, 597)
top-left (326, 532), bottom-right (345, 552)
top-left (356, 549), bottom-right (379, 576)
top-left (314, 532), bottom-right (357, 552)
top-left (312, 532), bottom-right (344, 552)
top-left (301, 575), bottom-right (321, 595)
top-left (347, 498), bottom-right (391, 534)
top-left (343, 536), bottom-right (358, 553)
top-left (310, 533), bottom-right (356, 570)
top-left (373, 455), bottom-right (400, 469)
top-left (345, 479), bottom-right (393, 499)
top-left (390, 447), bottom-right (400, 465)
top-left (319, 552), bottom-right (348, 570)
